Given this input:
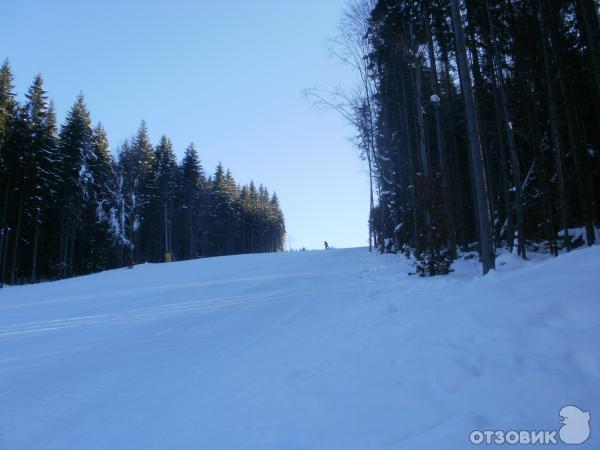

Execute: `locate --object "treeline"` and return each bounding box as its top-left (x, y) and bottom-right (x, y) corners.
top-left (324, 0), bottom-right (599, 274)
top-left (0, 61), bottom-right (285, 285)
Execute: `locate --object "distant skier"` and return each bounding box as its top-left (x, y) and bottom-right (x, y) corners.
top-left (324, 241), bottom-right (329, 250)
top-left (127, 257), bottom-right (134, 269)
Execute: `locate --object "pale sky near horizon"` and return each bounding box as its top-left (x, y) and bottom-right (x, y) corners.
top-left (2, 0), bottom-right (370, 250)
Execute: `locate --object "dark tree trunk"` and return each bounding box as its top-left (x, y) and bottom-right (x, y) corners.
top-left (0, 227), bottom-right (9, 288)
top-left (409, 23), bottom-right (433, 253)
top-left (538, 0), bottom-right (570, 251)
top-left (10, 192), bottom-right (24, 284)
top-left (485, 0), bottom-right (526, 258)
top-left (31, 219), bottom-right (40, 283)
top-left (400, 70), bottom-right (420, 254)
top-left (465, 4), bottom-right (498, 250)
top-left (545, 0), bottom-right (596, 245)
top-left (440, 44), bottom-right (469, 251)
top-left (574, 0), bottom-right (600, 125)
top-left (450, 0), bottom-right (495, 273)
top-left (425, 7), bottom-right (457, 257)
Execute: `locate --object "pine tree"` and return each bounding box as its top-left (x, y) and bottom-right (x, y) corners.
top-left (0, 60), bottom-right (17, 285)
top-left (24, 75), bottom-right (60, 281)
top-left (450, 0), bottom-right (495, 273)
top-left (206, 164), bottom-right (240, 256)
top-left (269, 192), bottom-right (285, 252)
top-left (178, 143), bottom-right (206, 259)
top-left (56, 94), bottom-right (95, 277)
top-left (5, 105), bottom-right (30, 283)
top-left (84, 123), bottom-right (121, 272)
top-left (145, 135), bottom-right (179, 261)
top-left (0, 66), bottom-right (286, 285)
top-left (118, 121), bottom-right (155, 262)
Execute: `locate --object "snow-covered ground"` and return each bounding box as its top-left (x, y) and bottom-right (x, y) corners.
top-left (0, 247), bottom-right (598, 449)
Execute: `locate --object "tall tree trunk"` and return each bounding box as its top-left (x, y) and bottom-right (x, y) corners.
top-left (450, 0), bottom-right (495, 274)
top-left (379, 186), bottom-right (385, 254)
top-left (68, 225), bottom-right (75, 277)
top-left (526, 84), bottom-right (558, 256)
top-left (163, 203), bottom-right (168, 258)
top-left (0, 227), bottom-right (9, 288)
top-left (366, 149), bottom-right (374, 252)
top-left (466, 5), bottom-right (498, 249)
top-left (574, 0), bottom-right (600, 126)
top-left (10, 192), bottom-right (24, 284)
top-left (1, 147), bottom-right (14, 286)
top-left (440, 45), bottom-right (469, 251)
top-left (545, 0), bottom-right (596, 245)
top-left (538, 0), bottom-right (570, 251)
top-left (31, 218), bottom-right (40, 283)
top-left (425, 7), bottom-right (457, 257)
top-left (485, 0), bottom-right (526, 258)
top-left (61, 219), bottom-right (72, 278)
top-left (400, 69), bottom-right (420, 254)
top-left (492, 95), bottom-right (514, 249)
top-left (1, 174), bottom-right (10, 229)
top-left (58, 217), bottom-right (65, 278)
top-left (410, 24), bottom-right (433, 253)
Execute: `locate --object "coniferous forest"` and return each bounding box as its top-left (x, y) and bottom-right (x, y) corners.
top-left (0, 62), bottom-right (286, 285)
top-left (312, 0), bottom-right (599, 275)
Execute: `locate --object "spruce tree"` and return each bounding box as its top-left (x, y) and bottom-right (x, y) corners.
top-left (0, 60), bottom-right (17, 285)
top-left (179, 143), bottom-right (205, 259)
top-left (24, 75), bottom-right (60, 281)
top-left (118, 121), bottom-right (155, 262)
top-left (85, 123), bottom-right (119, 271)
top-left (5, 105), bottom-right (30, 283)
top-left (145, 135), bottom-right (179, 261)
top-left (450, 0), bottom-right (495, 273)
top-left (56, 94), bottom-right (94, 277)
top-left (269, 192), bottom-right (285, 252)
top-left (0, 66), bottom-right (286, 285)
top-left (206, 164), bottom-right (241, 256)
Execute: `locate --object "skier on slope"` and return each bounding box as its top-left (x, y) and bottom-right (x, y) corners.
top-left (324, 241), bottom-right (329, 250)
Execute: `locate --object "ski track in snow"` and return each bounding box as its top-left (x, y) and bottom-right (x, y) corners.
top-left (0, 247), bottom-right (598, 450)
top-left (0, 290), bottom-right (300, 339)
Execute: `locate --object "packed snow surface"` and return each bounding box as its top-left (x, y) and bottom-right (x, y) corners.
top-left (0, 247), bottom-right (598, 449)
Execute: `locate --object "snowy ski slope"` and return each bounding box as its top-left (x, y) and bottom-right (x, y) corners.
top-left (0, 247), bottom-right (598, 449)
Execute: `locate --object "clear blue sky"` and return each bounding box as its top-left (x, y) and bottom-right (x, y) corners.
top-left (2, 0), bottom-right (370, 250)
